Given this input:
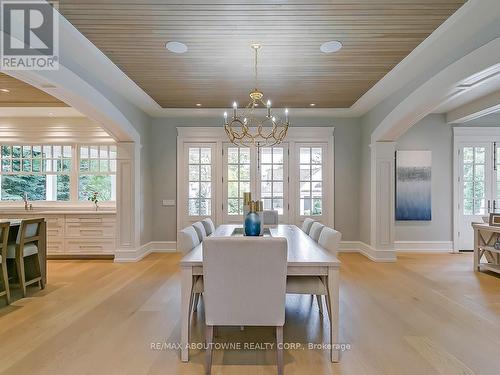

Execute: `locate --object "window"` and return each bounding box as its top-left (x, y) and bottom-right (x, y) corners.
top-left (78, 145), bottom-right (117, 201)
top-left (299, 146), bottom-right (323, 216)
top-left (462, 146), bottom-right (486, 215)
top-left (0, 145), bottom-right (71, 201)
top-left (188, 147), bottom-right (212, 216)
top-left (226, 147), bottom-right (251, 215)
top-left (260, 147), bottom-right (285, 215)
top-left (0, 143), bottom-right (117, 203)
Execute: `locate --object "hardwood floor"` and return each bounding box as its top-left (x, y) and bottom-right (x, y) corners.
top-left (0, 252), bottom-right (499, 375)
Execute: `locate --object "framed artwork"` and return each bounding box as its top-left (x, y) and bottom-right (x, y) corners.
top-left (396, 150), bottom-right (432, 221)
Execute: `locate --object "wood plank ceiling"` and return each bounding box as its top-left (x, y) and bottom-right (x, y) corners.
top-left (67, 1), bottom-right (466, 108)
top-left (0, 74), bottom-right (66, 107)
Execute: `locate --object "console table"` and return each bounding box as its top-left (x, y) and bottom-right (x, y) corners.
top-left (472, 223), bottom-right (500, 274)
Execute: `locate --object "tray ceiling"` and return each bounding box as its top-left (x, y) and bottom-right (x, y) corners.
top-left (58, 1), bottom-right (465, 109)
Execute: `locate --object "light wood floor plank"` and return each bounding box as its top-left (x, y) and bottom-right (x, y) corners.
top-left (0, 252), bottom-right (499, 375)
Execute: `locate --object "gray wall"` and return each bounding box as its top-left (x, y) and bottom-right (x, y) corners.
top-left (150, 116), bottom-right (362, 242)
top-left (395, 114), bottom-right (453, 242)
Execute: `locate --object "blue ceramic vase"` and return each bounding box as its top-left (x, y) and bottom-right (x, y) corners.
top-left (244, 211), bottom-right (261, 236)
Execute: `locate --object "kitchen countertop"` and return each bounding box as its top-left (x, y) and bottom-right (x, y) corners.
top-left (0, 210), bottom-right (117, 215)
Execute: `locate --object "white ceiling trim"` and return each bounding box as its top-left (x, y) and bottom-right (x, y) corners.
top-left (447, 89), bottom-right (500, 123)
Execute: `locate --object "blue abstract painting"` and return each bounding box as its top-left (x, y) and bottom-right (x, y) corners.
top-left (396, 150), bottom-right (431, 221)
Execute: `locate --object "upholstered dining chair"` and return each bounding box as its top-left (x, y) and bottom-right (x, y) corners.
top-left (0, 221), bottom-right (11, 304)
top-left (286, 226), bottom-right (342, 318)
top-left (262, 210), bottom-right (279, 225)
top-left (201, 218), bottom-right (216, 236)
top-left (314, 227), bottom-right (342, 313)
top-left (6, 218), bottom-right (45, 297)
top-left (192, 221), bottom-right (207, 242)
top-left (178, 226), bottom-right (204, 317)
top-left (309, 222), bottom-right (325, 242)
top-left (301, 218), bottom-right (314, 235)
top-left (203, 237), bottom-right (288, 375)
top-left (318, 227), bottom-right (342, 257)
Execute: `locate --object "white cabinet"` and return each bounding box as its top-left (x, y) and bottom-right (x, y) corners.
top-left (0, 211), bottom-right (116, 257)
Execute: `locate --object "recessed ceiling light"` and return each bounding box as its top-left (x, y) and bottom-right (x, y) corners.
top-left (310, 103), bottom-right (316, 107)
top-left (196, 103), bottom-right (202, 107)
top-left (320, 40), bottom-right (342, 54)
top-left (48, 112), bottom-right (55, 116)
top-left (0, 88), bottom-right (10, 93)
top-left (165, 41), bottom-right (188, 54)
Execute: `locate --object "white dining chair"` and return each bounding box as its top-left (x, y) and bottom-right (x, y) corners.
top-left (178, 226), bottom-right (204, 317)
top-left (309, 222), bottom-right (325, 242)
top-left (192, 221), bottom-right (207, 242)
top-left (286, 226), bottom-right (342, 318)
top-left (301, 218), bottom-right (314, 234)
top-left (318, 227), bottom-right (342, 256)
top-left (314, 227), bottom-right (342, 313)
top-left (201, 217), bottom-right (216, 236)
top-left (203, 236), bottom-right (288, 375)
top-left (262, 210), bottom-right (279, 225)
top-left (177, 226), bottom-right (200, 254)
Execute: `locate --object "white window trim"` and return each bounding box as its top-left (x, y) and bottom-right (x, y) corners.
top-left (0, 142), bottom-right (117, 207)
top-left (177, 126), bottom-right (334, 233)
top-left (453, 127), bottom-right (500, 252)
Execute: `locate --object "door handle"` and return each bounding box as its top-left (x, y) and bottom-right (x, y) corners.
top-left (494, 200), bottom-right (498, 213)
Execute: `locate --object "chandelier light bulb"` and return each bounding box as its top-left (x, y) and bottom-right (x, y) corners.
top-left (285, 108), bottom-right (289, 123)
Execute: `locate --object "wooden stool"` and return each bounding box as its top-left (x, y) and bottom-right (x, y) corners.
top-left (0, 222), bottom-right (11, 304)
top-left (6, 218), bottom-right (45, 297)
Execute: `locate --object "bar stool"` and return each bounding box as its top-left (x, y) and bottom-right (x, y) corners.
top-left (0, 221), bottom-right (11, 304)
top-left (6, 218), bottom-right (45, 297)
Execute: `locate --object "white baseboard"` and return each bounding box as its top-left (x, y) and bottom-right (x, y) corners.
top-left (114, 241), bottom-right (177, 262)
top-left (117, 240), bottom-right (401, 263)
top-left (395, 241), bottom-right (453, 253)
top-left (339, 241), bottom-right (397, 262)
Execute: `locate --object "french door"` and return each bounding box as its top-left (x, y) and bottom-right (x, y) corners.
top-left (181, 143), bottom-right (217, 229)
top-left (222, 143), bottom-right (289, 223)
top-left (457, 142), bottom-right (499, 250)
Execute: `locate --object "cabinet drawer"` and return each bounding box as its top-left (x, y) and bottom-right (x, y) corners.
top-left (46, 216), bottom-right (65, 228)
top-left (65, 223), bottom-right (115, 238)
top-left (65, 215), bottom-right (116, 224)
top-left (64, 239), bottom-right (115, 254)
top-left (47, 240), bottom-right (65, 254)
top-left (47, 226), bottom-right (64, 238)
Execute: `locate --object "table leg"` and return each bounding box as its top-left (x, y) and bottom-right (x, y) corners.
top-left (327, 267), bottom-right (340, 362)
top-left (473, 228), bottom-right (479, 271)
top-left (181, 266), bottom-right (193, 362)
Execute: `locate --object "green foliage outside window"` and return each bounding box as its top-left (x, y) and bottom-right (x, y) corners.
top-left (79, 175), bottom-right (112, 201)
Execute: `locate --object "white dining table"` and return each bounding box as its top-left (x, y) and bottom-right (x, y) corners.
top-left (179, 224), bottom-right (341, 362)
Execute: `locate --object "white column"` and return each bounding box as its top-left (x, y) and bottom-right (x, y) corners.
top-left (115, 142), bottom-right (141, 259)
top-left (369, 141), bottom-right (396, 261)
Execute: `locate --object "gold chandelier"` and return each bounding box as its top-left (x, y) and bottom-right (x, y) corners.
top-left (223, 44), bottom-right (289, 147)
